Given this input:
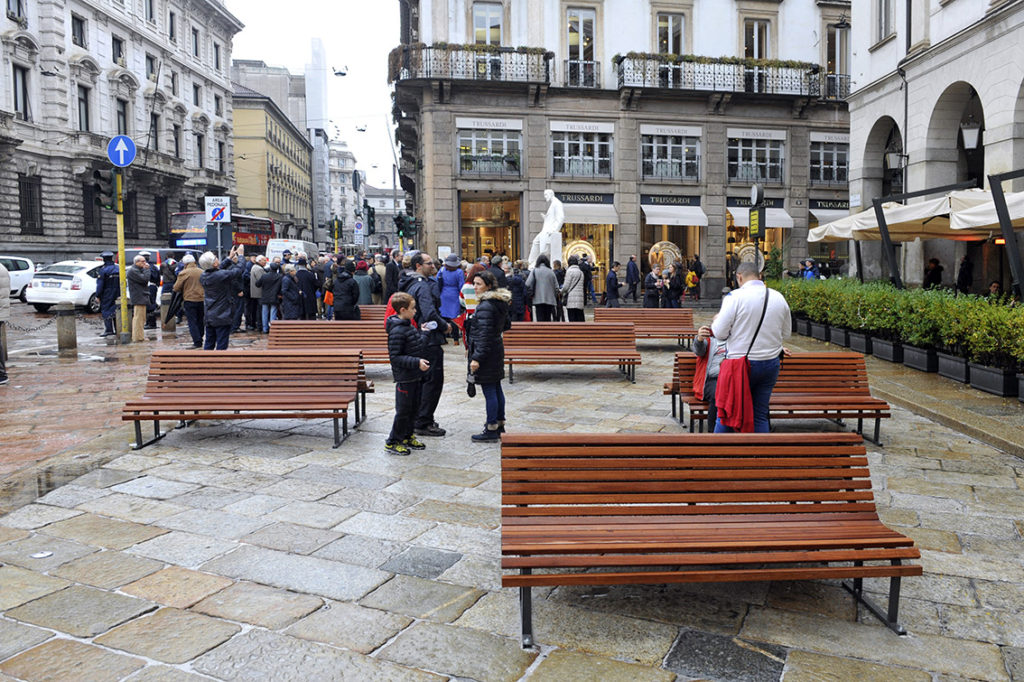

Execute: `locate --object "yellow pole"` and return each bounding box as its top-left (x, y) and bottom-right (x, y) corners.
top-left (115, 169), bottom-right (129, 343)
top-left (333, 219), bottom-right (338, 253)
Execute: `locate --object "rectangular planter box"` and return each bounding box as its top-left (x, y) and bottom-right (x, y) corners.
top-left (872, 339), bottom-right (903, 363)
top-left (795, 318), bottom-right (811, 336)
top-left (809, 322), bottom-right (829, 341)
top-left (828, 326), bottom-right (849, 347)
top-left (903, 344), bottom-right (938, 372)
top-left (848, 332), bottom-right (872, 355)
top-left (1019, 375), bottom-right (1024, 403)
top-left (969, 363), bottom-right (1018, 397)
top-left (937, 351), bottom-right (970, 383)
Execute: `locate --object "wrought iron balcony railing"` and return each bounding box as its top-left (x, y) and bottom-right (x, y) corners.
top-left (459, 154), bottom-right (522, 177)
top-left (641, 157), bottom-right (700, 181)
top-left (617, 56), bottom-right (821, 97)
top-left (810, 172), bottom-right (849, 188)
top-left (820, 73), bottom-right (851, 100)
top-left (390, 45), bottom-right (551, 84)
top-left (552, 157), bottom-right (613, 179)
top-left (727, 162), bottom-right (786, 185)
top-left (564, 59), bottom-right (601, 88)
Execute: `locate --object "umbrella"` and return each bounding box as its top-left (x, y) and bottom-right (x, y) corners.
top-left (163, 290), bottom-right (183, 323)
top-left (950, 191), bottom-right (1024, 231)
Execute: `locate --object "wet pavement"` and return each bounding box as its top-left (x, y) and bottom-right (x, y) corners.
top-left (1, 299), bottom-right (1023, 681)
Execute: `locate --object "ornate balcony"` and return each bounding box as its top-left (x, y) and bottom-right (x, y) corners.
top-left (389, 44), bottom-right (552, 84)
top-left (820, 73), bottom-right (851, 100)
top-left (641, 157), bottom-right (700, 182)
top-left (459, 153), bottom-right (521, 177)
top-left (615, 54), bottom-right (821, 97)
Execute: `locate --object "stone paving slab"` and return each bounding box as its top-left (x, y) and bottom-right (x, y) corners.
top-left (6, 584), bottom-right (156, 637)
top-left (284, 600), bottom-right (413, 654)
top-left (0, 526), bottom-right (28, 545)
top-left (192, 581), bottom-right (323, 629)
top-left (41, 513), bottom-right (167, 549)
top-left (0, 564), bottom-right (71, 610)
top-left (379, 546), bottom-right (462, 579)
top-left (311, 534), bottom-right (405, 568)
top-left (528, 649), bottom-right (677, 682)
top-left (378, 621), bottom-right (536, 682)
top-left (0, 503), bottom-right (82, 529)
top-left (0, 533), bottom-right (97, 571)
top-left (781, 650), bottom-right (932, 681)
top-left (78, 493), bottom-right (187, 524)
top-left (403, 498), bottom-right (500, 529)
top-left (242, 521), bottom-right (341, 554)
top-left (110, 476), bottom-right (200, 500)
top-left (127, 530), bottom-right (237, 568)
top-left (95, 607), bottom-right (240, 664)
top-left (120, 566), bottom-right (233, 608)
top-left (360, 573), bottom-right (484, 622)
top-left (0, 638), bottom-right (145, 682)
top-left (265, 500), bottom-right (357, 529)
top-left (664, 628), bottom-right (787, 681)
top-left (192, 628), bottom-right (443, 681)
top-left (51, 549), bottom-right (164, 589)
top-left (334, 510), bottom-right (435, 542)
top-left (200, 544), bottom-right (390, 601)
top-left (124, 665), bottom-right (211, 682)
top-left (0, 619), bottom-right (52, 662)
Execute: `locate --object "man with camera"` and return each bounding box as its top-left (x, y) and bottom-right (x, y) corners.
top-left (199, 245), bottom-right (245, 351)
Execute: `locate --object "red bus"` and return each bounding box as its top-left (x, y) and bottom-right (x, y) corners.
top-left (168, 212), bottom-right (277, 254)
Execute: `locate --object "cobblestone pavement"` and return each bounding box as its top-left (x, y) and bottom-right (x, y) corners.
top-left (1, 300), bottom-right (1023, 681)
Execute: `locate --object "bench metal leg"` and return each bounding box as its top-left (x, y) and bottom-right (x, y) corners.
top-left (354, 395), bottom-right (361, 424)
top-left (132, 417), bottom-right (166, 451)
top-left (508, 363), bottom-right (514, 384)
top-left (332, 413), bottom-right (349, 449)
top-left (873, 418), bottom-right (882, 446)
top-left (857, 418), bottom-right (864, 434)
top-left (670, 394), bottom-right (677, 419)
top-left (362, 391), bottom-right (367, 423)
top-left (842, 559), bottom-right (907, 635)
top-left (519, 569), bottom-right (534, 648)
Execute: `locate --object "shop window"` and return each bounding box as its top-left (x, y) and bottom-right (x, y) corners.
top-left (552, 131), bottom-right (612, 178)
top-left (809, 141), bottom-right (848, 186)
top-left (727, 137), bottom-right (784, 184)
top-left (459, 129), bottom-right (521, 176)
top-left (459, 192), bottom-right (521, 263)
top-left (641, 134), bottom-right (699, 180)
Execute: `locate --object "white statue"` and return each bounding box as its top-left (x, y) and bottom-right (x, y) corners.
top-left (528, 189), bottom-right (564, 268)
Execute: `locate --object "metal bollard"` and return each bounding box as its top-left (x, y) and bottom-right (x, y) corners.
top-left (54, 302), bottom-right (78, 357)
top-left (160, 292), bottom-right (176, 335)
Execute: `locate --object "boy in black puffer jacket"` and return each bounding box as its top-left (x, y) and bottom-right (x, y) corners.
top-left (385, 292), bottom-right (430, 455)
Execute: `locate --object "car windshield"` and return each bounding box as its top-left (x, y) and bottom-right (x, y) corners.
top-left (39, 265), bottom-right (83, 275)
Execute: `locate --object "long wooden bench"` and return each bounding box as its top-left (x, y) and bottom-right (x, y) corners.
top-left (664, 352), bottom-right (891, 443)
top-left (356, 304), bottom-right (387, 322)
top-left (501, 432), bottom-right (921, 648)
top-left (122, 350), bottom-right (365, 450)
top-left (593, 308), bottom-right (697, 347)
top-left (503, 322), bottom-right (641, 383)
top-left (267, 320), bottom-right (390, 363)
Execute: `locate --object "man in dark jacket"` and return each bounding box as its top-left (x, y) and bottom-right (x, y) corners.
top-left (257, 262), bottom-right (283, 332)
top-left (95, 251), bottom-right (120, 337)
top-left (625, 255), bottom-right (640, 302)
top-left (605, 261), bottom-right (622, 307)
top-left (385, 250), bottom-right (402, 301)
top-left (295, 258), bottom-right (319, 320)
top-left (280, 265), bottom-right (303, 320)
top-left (401, 252), bottom-right (450, 437)
top-left (199, 246), bottom-right (244, 350)
top-left (487, 258), bottom-right (508, 289)
top-left (385, 292), bottom-right (430, 455)
top-left (141, 252), bottom-right (160, 329)
top-left (331, 261), bottom-right (361, 320)
top-left (126, 255), bottom-right (151, 342)
top-left (579, 255), bottom-right (595, 305)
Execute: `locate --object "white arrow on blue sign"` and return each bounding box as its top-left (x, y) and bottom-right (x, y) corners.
top-left (106, 135), bottom-right (137, 168)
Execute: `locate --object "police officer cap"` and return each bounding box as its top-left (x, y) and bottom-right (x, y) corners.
top-left (101, 251), bottom-right (114, 259)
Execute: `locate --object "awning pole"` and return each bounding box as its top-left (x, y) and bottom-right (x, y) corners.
top-left (854, 240), bottom-right (864, 283)
top-left (873, 198), bottom-right (903, 289)
top-left (988, 170), bottom-right (1024, 300)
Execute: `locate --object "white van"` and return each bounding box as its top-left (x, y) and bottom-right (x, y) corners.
top-left (266, 239), bottom-right (320, 263)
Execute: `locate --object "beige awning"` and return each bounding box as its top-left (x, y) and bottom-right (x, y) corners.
top-left (951, 191), bottom-right (1024, 231)
top-left (641, 204), bottom-right (709, 227)
top-left (562, 203), bottom-right (619, 225)
top-left (810, 209), bottom-right (849, 226)
top-left (730, 208), bottom-right (794, 229)
top-left (851, 189), bottom-right (996, 242)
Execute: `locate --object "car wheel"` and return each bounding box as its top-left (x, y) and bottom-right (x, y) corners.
top-left (87, 294), bottom-right (101, 314)
top-left (33, 303), bottom-right (52, 313)
top-left (18, 286), bottom-right (27, 303)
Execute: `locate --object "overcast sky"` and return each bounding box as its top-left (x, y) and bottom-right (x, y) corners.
top-left (225, 0), bottom-right (400, 189)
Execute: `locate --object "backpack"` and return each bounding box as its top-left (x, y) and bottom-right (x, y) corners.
top-left (370, 268), bottom-right (383, 295)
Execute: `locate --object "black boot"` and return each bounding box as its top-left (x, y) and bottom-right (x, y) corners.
top-left (497, 420), bottom-right (506, 433)
top-left (471, 423), bottom-right (501, 442)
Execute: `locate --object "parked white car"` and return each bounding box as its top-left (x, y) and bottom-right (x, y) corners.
top-left (24, 260), bottom-right (102, 314)
top-left (0, 256), bottom-right (35, 301)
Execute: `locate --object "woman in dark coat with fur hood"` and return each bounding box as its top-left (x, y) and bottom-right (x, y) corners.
top-left (467, 270), bottom-right (511, 441)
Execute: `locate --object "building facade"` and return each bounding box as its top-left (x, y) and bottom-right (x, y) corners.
top-left (391, 0), bottom-right (852, 297)
top-left (1, 0), bottom-right (243, 261)
top-left (327, 139), bottom-right (364, 245)
top-left (364, 182), bottom-right (406, 249)
top-left (847, 0), bottom-right (1024, 289)
top-left (232, 83), bottom-right (313, 240)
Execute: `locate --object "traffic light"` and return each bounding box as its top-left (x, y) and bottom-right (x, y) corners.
top-left (393, 213), bottom-right (405, 238)
top-left (407, 217), bottom-right (417, 236)
top-left (367, 206), bottom-right (376, 235)
top-left (92, 169), bottom-right (117, 212)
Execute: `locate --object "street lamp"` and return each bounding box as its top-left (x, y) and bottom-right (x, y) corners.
top-left (960, 115), bottom-right (982, 150)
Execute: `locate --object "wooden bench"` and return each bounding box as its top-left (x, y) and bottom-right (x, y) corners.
top-left (593, 308), bottom-right (697, 347)
top-left (501, 432), bottom-right (921, 648)
top-left (267, 320), bottom-right (390, 363)
top-left (122, 350), bottom-right (365, 450)
top-left (664, 352), bottom-right (891, 444)
top-left (503, 322), bottom-right (641, 383)
top-left (357, 304), bottom-right (387, 322)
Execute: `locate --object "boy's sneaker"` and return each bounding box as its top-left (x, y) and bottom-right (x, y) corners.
top-left (403, 435), bottom-right (426, 450)
top-left (384, 441), bottom-right (411, 456)
top-left (0, 376), bottom-right (8, 386)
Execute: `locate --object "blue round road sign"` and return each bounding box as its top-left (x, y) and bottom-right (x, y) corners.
top-left (107, 135), bottom-right (137, 168)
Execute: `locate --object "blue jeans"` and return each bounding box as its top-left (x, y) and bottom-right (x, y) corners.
top-left (714, 356), bottom-right (780, 434)
top-left (204, 324), bottom-right (231, 350)
top-left (261, 303), bottom-right (278, 333)
top-left (481, 381), bottom-right (505, 425)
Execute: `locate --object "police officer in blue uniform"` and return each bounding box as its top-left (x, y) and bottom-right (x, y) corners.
top-left (95, 251), bottom-right (121, 337)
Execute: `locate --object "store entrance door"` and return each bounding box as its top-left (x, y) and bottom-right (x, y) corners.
top-left (459, 191), bottom-right (521, 262)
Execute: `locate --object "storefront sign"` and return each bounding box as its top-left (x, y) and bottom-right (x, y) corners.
top-left (639, 124), bottom-right (701, 138)
top-left (809, 199), bottom-right (849, 210)
top-left (556, 192), bottom-right (615, 204)
top-left (726, 127), bottom-right (787, 141)
top-left (640, 195), bottom-right (701, 206)
top-left (727, 196), bottom-right (785, 209)
top-left (550, 120), bottom-right (615, 134)
top-left (809, 131), bottom-right (850, 144)
top-left (455, 117), bottom-right (523, 131)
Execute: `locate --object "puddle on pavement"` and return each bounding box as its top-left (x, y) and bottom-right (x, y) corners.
top-left (0, 452), bottom-right (116, 515)
top-left (24, 349), bottom-right (115, 362)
